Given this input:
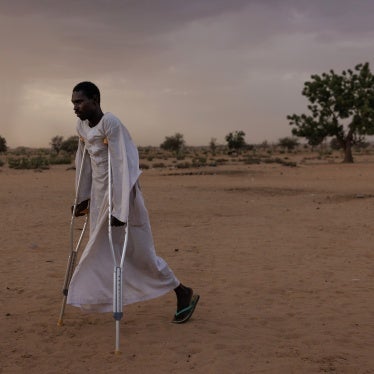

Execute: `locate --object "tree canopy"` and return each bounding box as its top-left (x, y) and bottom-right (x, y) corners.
top-left (61, 136), bottom-right (79, 154)
top-left (225, 130), bottom-right (246, 150)
top-left (0, 136), bottom-right (7, 153)
top-left (50, 135), bottom-right (64, 155)
top-left (50, 135), bottom-right (79, 155)
top-left (160, 133), bottom-right (185, 155)
top-left (278, 137), bottom-right (299, 152)
top-left (287, 62), bottom-right (374, 162)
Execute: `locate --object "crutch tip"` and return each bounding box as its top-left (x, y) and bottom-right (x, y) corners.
top-left (114, 350), bottom-right (122, 356)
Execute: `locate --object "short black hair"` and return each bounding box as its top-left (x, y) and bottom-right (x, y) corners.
top-left (73, 81), bottom-right (101, 104)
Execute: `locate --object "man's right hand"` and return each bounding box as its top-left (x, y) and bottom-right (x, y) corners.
top-left (72, 199), bottom-right (90, 217)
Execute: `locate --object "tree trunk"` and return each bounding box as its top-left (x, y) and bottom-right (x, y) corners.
top-left (343, 141), bottom-right (354, 163)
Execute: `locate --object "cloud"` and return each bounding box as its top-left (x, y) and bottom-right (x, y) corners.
top-left (1, 0), bottom-right (374, 147)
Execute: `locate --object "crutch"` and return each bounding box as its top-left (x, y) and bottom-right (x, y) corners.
top-left (57, 144), bottom-right (89, 326)
top-left (107, 140), bottom-right (129, 355)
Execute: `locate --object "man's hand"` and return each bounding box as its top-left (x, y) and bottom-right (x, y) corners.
top-left (111, 215), bottom-right (126, 227)
top-left (72, 199), bottom-right (90, 217)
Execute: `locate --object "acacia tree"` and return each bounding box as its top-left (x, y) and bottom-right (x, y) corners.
top-left (278, 137), bottom-right (299, 152)
top-left (209, 137), bottom-right (217, 155)
top-left (287, 63), bottom-right (374, 163)
top-left (61, 136), bottom-right (79, 154)
top-left (225, 130), bottom-right (246, 150)
top-left (50, 135), bottom-right (64, 155)
top-left (0, 135), bottom-right (8, 153)
top-left (160, 133), bottom-right (185, 155)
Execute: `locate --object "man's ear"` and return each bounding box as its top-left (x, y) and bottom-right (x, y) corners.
top-left (92, 94), bottom-right (99, 104)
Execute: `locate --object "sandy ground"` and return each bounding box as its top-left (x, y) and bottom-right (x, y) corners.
top-left (0, 155), bottom-right (373, 373)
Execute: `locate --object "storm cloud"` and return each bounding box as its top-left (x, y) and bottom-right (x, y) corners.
top-left (1, 0), bottom-right (374, 147)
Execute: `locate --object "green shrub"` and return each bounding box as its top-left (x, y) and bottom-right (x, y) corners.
top-left (10, 147), bottom-right (30, 156)
top-left (30, 156), bottom-right (50, 169)
top-left (192, 157), bottom-right (207, 167)
top-left (176, 151), bottom-right (185, 160)
top-left (160, 133), bottom-right (185, 155)
top-left (243, 156), bottom-right (261, 164)
top-left (36, 148), bottom-right (51, 156)
top-left (49, 155), bottom-right (72, 165)
top-left (263, 157), bottom-right (297, 167)
top-left (176, 162), bottom-right (192, 169)
top-left (8, 156), bottom-right (50, 169)
top-left (139, 163), bottom-right (150, 170)
top-left (215, 158), bottom-right (228, 164)
top-left (152, 162), bottom-right (166, 168)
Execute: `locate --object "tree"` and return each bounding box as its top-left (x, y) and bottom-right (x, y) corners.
top-left (61, 136), bottom-right (79, 154)
top-left (209, 137), bottom-right (217, 155)
top-left (278, 137), bottom-right (299, 152)
top-left (287, 63), bottom-right (374, 163)
top-left (160, 133), bottom-right (185, 155)
top-left (0, 136), bottom-right (8, 153)
top-left (50, 135), bottom-right (64, 155)
top-left (225, 130), bottom-right (246, 150)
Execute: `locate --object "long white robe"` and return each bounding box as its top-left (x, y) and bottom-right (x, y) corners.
top-left (67, 112), bottom-right (179, 312)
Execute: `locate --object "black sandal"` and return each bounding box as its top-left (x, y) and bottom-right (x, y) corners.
top-left (172, 294), bottom-right (200, 324)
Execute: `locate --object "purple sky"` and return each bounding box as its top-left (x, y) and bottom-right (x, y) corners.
top-left (1, 0), bottom-right (374, 147)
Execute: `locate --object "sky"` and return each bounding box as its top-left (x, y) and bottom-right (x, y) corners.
top-left (1, 0), bottom-right (374, 148)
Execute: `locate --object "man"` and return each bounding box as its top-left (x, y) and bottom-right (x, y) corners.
top-left (67, 81), bottom-right (199, 323)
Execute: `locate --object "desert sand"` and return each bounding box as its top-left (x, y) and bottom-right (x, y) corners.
top-left (0, 153), bottom-right (373, 373)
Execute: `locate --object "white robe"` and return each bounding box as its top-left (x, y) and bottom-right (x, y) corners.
top-left (67, 112), bottom-right (179, 312)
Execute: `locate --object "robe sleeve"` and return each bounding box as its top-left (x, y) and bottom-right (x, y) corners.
top-left (104, 117), bottom-right (131, 223)
top-left (75, 137), bottom-right (92, 204)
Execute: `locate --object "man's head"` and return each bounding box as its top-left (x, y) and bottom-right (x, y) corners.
top-left (71, 81), bottom-right (101, 121)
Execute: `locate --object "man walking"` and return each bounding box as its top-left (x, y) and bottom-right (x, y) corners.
top-left (67, 81), bottom-right (199, 323)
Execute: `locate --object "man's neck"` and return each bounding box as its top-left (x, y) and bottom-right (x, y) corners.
top-left (88, 110), bottom-right (104, 127)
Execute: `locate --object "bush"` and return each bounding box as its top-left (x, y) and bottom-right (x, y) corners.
top-left (176, 162), bottom-right (192, 169)
top-left (160, 133), bottom-right (185, 155)
top-left (225, 130), bottom-right (246, 150)
top-left (30, 156), bottom-right (50, 169)
top-left (8, 156), bottom-right (50, 169)
top-left (243, 156), bottom-right (261, 164)
top-left (192, 157), bottom-right (207, 167)
top-left (263, 157), bottom-right (297, 167)
top-left (49, 155), bottom-right (72, 165)
top-left (61, 136), bottom-right (79, 154)
top-left (152, 162), bottom-right (166, 168)
top-left (175, 151), bottom-right (185, 160)
top-left (36, 148), bottom-right (51, 155)
top-left (215, 158), bottom-right (228, 164)
top-left (0, 136), bottom-right (8, 153)
top-left (139, 163), bottom-right (150, 170)
top-left (10, 147), bottom-right (30, 156)
top-left (278, 137), bottom-right (299, 151)
top-left (209, 138), bottom-right (217, 155)
top-left (50, 135), bottom-right (64, 154)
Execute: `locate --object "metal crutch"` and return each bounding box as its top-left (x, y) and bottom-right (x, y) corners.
top-left (106, 139), bottom-right (129, 355)
top-left (57, 144), bottom-right (89, 326)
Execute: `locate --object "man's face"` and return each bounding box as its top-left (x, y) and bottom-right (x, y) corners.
top-left (71, 90), bottom-right (97, 121)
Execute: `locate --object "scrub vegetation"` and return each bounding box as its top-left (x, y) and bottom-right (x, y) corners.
top-left (2, 132), bottom-right (373, 171)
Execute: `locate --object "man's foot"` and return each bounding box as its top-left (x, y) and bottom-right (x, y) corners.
top-left (172, 284), bottom-right (200, 324)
